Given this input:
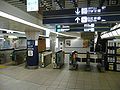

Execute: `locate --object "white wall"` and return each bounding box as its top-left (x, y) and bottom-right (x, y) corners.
top-left (64, 47), bottom-right (90, 53)
top-left (58, 38), bottom-right (90, 53)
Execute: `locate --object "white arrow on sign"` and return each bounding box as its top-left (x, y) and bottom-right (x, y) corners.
top-left (75, 8), bottom-right (80, 15)
top-left (75, 17), bottom-right (80, 23)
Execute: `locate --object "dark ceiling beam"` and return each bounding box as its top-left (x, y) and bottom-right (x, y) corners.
top-left (99, 0), bottom-right (105, 7)
top-left (87, 0), bottom-right (91, 7)
top-left (72, 0), bottom-right (78, 7)
top-left (55, 0), bottom-right (64, 9)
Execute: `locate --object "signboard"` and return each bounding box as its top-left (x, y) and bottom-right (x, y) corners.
top-left (27, 0), bottom-right (38, 12)
top-left (27, 40), bottom-right (35, 57)
top-left (43, 15), bottom-right (120, 24)
top-left (84, 23), bottom-right (95, 32)
top-left (43, 5), bottom-right (120, 17)
top-left (81, 7), bottom-right (103, 14)
top-left (65, 39), bottom-right (83, 48)
top-left (28, 50), bottom-right (33, 56)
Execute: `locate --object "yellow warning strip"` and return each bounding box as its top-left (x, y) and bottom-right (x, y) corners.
top-left (0, 65), bottom-right (8, 69)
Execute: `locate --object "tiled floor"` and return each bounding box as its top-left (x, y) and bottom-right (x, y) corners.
top-left (0, 63), bottom-right (120, 90)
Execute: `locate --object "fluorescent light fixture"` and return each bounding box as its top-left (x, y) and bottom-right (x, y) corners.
top-left (108, 32), bottom-right (113, 37)
top-left (116, 29), bottom-right (120, 35)
top-left (0, 35), bottom-right (3, 37)
top-left (112, 30), bottom-right (119, 36)
top-left (8, 35), bottom-right (17, 39)
top-left (0, 11), bottom-right (78, 38)
top-left (46, 30), bottom-right (50, 37)
top-left (102, 6), bottom-right (106, 10)
top-left (111, 24), bottom-right (120, 31)
top-left (77, 37), bottom-right (81, 39)
top-left (0, 28), bottom-right (25, 34)
top-left (101, 19), bottom-right (106, 22)
top-left (0, 38), bottom-right (4, 39)
top-left (101, 33), bottom-right (109, 39)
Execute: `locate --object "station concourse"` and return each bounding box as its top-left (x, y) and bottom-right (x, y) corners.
top-left (0, 0), bottom-right (120, 90)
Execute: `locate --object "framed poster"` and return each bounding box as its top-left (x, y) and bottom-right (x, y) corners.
top-left (65, 39), bottom-right (89, 48)
top-left (65, 40), bottom-right (71, 47)
top-left (65, 39), bottom-right (83, 48)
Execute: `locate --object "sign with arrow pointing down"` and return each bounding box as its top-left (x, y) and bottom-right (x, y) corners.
top-left (75, 8), bottom-right (80, 15)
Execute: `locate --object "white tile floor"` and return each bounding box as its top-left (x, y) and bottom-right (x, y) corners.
top-left (0, 62), bottom-right (120, 90)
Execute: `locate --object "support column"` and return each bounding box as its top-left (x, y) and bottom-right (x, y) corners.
top-left (49, 33), bottom-right (57, 68)
top-left (49, 33), bottom-right (57, 53)
top-left (25, 31), bottom-right (40, 69)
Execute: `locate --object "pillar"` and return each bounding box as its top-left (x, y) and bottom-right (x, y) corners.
top-left (49, 32), bottom-right (57, 53)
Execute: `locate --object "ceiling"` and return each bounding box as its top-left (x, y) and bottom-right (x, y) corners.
top-left (4, 0), bottom-right (120, 18)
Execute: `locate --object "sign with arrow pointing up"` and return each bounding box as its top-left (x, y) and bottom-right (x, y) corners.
top-left (75, 17), bottom-right (80, 23)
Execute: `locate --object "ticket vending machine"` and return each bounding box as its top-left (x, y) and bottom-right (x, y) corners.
top-left (26, 40), bottom-right (38, 69)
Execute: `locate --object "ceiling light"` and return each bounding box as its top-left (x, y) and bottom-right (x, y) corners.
top-left (0, 28), bottom-right (25, 34)
top-left (8, 35), bottom-right (17, 39)
top-left (112, 30), bottom-right (119, 36)
top-left (0, 38), bottom-right (4, 39)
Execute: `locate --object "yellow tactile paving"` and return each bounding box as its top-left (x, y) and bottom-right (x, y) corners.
top-left (0, 65), bottom-right (8, 69)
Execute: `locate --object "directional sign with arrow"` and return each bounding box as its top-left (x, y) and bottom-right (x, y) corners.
top-left (75, 8), bottom-right (80, 15)
top-left (75, 17), bottom-right (80, 23)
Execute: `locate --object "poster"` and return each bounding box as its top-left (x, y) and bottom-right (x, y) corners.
top-left (65, 40), bottom-right (71, 47)
top-left (65, 39), bottom-right (83, 48)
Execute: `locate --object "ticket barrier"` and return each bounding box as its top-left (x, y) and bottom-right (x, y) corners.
top-left (11, 49), bottom-right (27, 65)
top-left (97, 53), bottom-right (105, 72)
top-left (85, 52), bottom-right (91, 71)
top-left (53, 50), bottom-right (64, 69)
top-left (0, 49), bottom-right (14, 64)
top-left (39, 50), bottom-right (52, 68)
top-left (0, 53), bottom-right (6, 64)
top-left (69, 51), bottom-right (78, 70)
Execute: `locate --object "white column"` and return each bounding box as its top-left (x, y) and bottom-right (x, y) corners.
top-left (49, 32), bottom-right (57, 53)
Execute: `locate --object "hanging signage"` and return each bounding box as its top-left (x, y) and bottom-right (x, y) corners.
top-left (27, 0), bottom-right (38, 12)
top-left (81, 7), bottom-right (103, 14)
top-left (84, 23), bottom-right (95, 32)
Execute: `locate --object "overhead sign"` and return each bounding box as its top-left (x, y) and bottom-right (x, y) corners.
top-left (56, 25), bottom-right (70, 32)
top-left (81, 16), bottom-right (102, 23)
top-left (43, 5), bottom-right (120, 18)
top-left (74, 7), bottom-right (102, 23)
top-left (81, 7), bottom-right (104, 14)
top-left (27, 0), bottom-right (38, 12)
top-left (75, 8), bottom-right (80, 15)
top-left (43, 5), bottom-right (120, 24)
